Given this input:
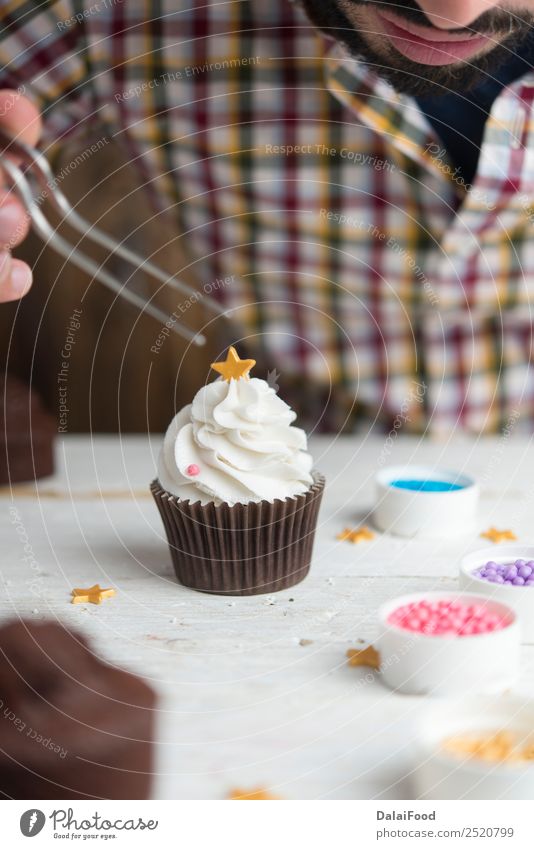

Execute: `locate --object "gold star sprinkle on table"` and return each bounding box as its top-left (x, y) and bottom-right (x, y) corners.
top-left (71, 584), bottom-right (116, 605)
top-left (211, 346), bottom-right (256, 382)
top-left (442, 731), bottom-right (534, 765)
top-left (480, 527), bottom-right (517, 544)
top-left (337, 526), bottom-right (375, 544)
top-left (347, 645), bottom-right (381, 670)
top-left (229, 788), bottom-right (281, 800)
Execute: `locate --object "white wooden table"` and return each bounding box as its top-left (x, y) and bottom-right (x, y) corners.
top-left (2, 434), bottom-right (534, 799)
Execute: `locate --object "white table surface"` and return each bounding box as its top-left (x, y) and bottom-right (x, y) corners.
top-left (2, 433), bottom-right (534, 800)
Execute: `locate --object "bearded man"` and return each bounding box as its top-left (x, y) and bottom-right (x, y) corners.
top-left (1, 1), bottom-right (533, 433)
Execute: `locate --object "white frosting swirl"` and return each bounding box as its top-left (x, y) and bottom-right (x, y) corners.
top-left (157, 376), bottom-right (314, 505)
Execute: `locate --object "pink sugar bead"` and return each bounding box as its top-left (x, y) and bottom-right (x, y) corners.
top-left (186, 464), bottom-right (200, 477)
top-left (486, 614), bottom-right (501, 625)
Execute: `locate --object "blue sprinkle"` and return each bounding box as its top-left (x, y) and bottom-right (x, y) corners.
top-left (390, 479), bottom-right (464, 493)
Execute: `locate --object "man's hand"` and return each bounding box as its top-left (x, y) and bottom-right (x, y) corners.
top-left (0, 89), bottom-right (42, 302)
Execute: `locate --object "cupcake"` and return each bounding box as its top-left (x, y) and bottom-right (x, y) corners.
top-left (151, 347), bottom-right (324, 595)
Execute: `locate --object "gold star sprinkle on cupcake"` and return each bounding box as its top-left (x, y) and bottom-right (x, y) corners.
top-left (347, 645), bottom-right (381, 670)
top-left (480, 527), bottom-right (517, 544)
top-left (211, 346), bottom-right (256, 382)
top-left (71, 584), bottom-right (116, 605)
top-left (229, 788), bottom-right (281, 800)
top-left (337, 526), bottom-right (375, 544)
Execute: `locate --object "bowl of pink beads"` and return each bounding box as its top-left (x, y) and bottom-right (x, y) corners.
top-left (376, 591), bottom-right (519, 696)
top-left (460, 546), bottom-right (534, 642)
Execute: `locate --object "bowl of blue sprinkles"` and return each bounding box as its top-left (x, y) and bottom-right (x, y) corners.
top-left (374, 465), bottom-right (479, 539)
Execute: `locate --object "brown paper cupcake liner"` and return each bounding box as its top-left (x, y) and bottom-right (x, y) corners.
top-left (150, 473), bottom-right (325, 596)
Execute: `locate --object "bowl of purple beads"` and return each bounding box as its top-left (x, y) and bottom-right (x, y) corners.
top-left (460, 546), bottom-right (534, 642)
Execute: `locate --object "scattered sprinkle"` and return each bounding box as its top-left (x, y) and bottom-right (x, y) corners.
top-left (480, 527), bottom-right (517, 544)
top-left (442, 731), bottom-right (534, 764)
top-left (299, 638), bottom-right (313, 646)
top-left (71, 584), bottom-right (116, 605)
top-left (229, 788), bottom-right (281, 800)
top-left (337, 526), bottom-right (375, 544)
top-left (347, 645), bottom-right (380, 670)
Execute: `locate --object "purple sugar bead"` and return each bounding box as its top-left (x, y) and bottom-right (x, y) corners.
top-left (494, 574), bottom-right (505, 584)
top-left (484, 561), bottom-right (497, 573)
top-left (518, 564), bottom-right (532, 579)
top-left (504, 564), bottom-right (518, 580)
top-left (513, 576), bottom-right (526, 586)
top-left (527, 560), bottom-right (534, 568)
top-left (526, 578), bottom-right (534, 586)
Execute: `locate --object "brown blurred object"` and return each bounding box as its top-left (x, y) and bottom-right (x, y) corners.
top-left (0, 126), bottom-right (219, 433)
top-left (0, 371), bottom-right (55, 483)
top-left (0, 619), bottom-right (156, 800)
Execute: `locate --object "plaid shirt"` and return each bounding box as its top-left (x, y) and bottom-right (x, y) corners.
top-left (2, 0), bottom-right (534, 434)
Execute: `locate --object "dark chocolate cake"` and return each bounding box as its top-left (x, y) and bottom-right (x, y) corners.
top-left (0, 620), bottom-right (156, 799)
top-left (0, 373), bottom-right (55, 484)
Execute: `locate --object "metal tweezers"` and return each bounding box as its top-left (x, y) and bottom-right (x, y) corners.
top-left (0, 127), bottom-right (228, 346)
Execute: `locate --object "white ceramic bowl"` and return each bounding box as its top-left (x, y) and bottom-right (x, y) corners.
top-left (413, 696), bottom-right (534, 800)
top-left (376, 591), bottom-right (520, 696)
top-left (374, 465), bottom-right (478, 538)
top-left (460, 546), bottom-right (534, 643)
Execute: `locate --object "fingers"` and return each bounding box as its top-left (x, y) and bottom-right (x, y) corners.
top-left (0, 188), bottom-right (30, 247)
top-left (0, 91), bottom-right (40, 302)
top-left (0, 89), bottom-right (42, 148)
top-left (0, 252), bottom-right (32, 303)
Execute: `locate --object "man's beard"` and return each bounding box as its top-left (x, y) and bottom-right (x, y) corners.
top-left (301, 0), bottom-right (534, 96)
